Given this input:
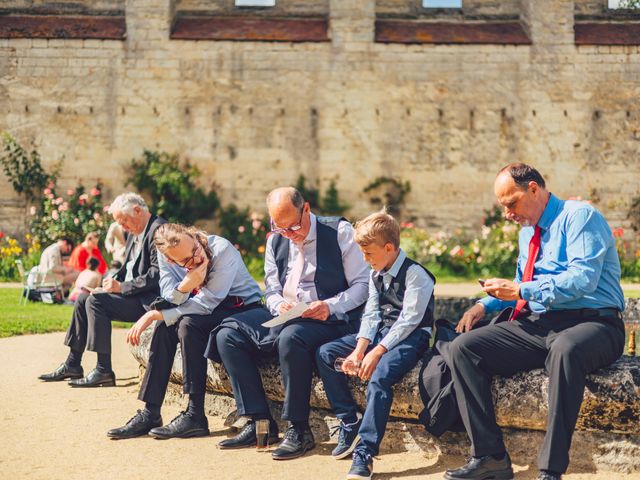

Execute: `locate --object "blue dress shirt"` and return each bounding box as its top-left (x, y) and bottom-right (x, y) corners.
top-left (158, 235), bottom-right (263, 326)
top-left (480, 193), bottom-right (625, 314)
top-left (357, 249), bottom-right (435, 351)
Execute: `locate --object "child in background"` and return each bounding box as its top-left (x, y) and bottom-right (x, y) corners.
top-left (69, 257), bottom-right (102, 301)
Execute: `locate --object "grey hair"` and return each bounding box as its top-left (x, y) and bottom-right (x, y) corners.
top-left (266, 187), bottom-right (305, 211)
top-left (108, 192), bottom-right (148, 215)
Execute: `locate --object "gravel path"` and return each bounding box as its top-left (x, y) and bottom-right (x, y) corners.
top-left (0, 330), bottom-right (638, 480)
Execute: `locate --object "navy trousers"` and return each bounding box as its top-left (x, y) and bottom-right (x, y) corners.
top-left (65, 292), bottom-right (145, 355)
top-left (139, 305), bottom-right (254, 406)
top-left (316, 327), bottom-right (430, 455)
top-left (212, 306), bottom-right (354, 422)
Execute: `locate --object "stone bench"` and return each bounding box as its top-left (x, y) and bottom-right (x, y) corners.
top-left (130, 297), bottom-right (640, 474)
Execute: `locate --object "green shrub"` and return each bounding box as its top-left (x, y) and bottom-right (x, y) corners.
top-left (127, 150), bottom-right (220, 224)
top-left (29, 183), bottom-right (108, 247)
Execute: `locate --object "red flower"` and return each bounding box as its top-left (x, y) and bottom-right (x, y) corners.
top-left (0, 231), bottom-right (4, 239)
top-left (613, 227), bottom-right (624, 238)
top-left (90, 187), bottom-right (101, 196)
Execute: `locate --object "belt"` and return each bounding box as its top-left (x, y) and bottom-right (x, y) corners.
top-left (544, 307), bottom-right (622, 320)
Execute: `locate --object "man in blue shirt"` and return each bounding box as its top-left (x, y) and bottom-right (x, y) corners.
top-left (107, 223), bottom-right (263, 440)
top-left (445, 163), bottom-right (625, 480)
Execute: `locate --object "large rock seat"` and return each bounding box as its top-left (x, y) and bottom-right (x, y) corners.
top-left (130, 297), bottom-right (640, 473)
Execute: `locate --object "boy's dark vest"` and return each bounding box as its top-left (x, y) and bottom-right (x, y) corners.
top-left (373, 257), bottom-right (436, 329)
top-left (272, 217), bottom-right (360, 317)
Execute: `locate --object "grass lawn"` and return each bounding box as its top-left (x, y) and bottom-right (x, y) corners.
top-left (0, 288), bottom-right (130, 338)
top-left (0, 286), bottom-right (638, 355)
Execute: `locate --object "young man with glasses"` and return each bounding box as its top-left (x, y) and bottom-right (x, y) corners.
top-left (107, 223), bottom-right (263, 440)
top-left (205, 187), bottom-right (370, 460)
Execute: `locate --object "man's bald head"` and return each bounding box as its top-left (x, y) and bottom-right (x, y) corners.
top-left (266, 187), bottom-right (305, 212)
top-left (266, 187), bottom-right (311, 244)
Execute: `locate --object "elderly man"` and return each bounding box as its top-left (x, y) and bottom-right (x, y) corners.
top-left (206, 187), bottom-right (369, 460)
top-left (39, 193), bottom-right (166, 387)
top-left (445, 164), bottom-right (625, 480)
top-left (38, 236), bottom-right (76, 290)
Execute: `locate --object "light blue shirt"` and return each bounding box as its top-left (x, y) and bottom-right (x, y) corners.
top-left (480, 193), bottom-right (625, 314)
top-left (357, 249), bottom-right (435, 351)
top-left (264, 213), bottom-right (370, 319)
top-left (158, 235), bottom-right (263, 326)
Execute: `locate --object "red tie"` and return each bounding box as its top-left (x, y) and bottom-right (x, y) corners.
top-left (511, 225), bottom-right (542, 321)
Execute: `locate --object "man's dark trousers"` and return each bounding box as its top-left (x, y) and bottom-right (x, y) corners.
top-left (215, 310), bottom-right (354, 422)
top-left (449, 310), bottom-right (625, 473)
top-left (316, 327), bottom-right (429, 455)
top-left (139, 306), bottom-right (251, 405)
top-left (64, 292), bottom-right (145, 355)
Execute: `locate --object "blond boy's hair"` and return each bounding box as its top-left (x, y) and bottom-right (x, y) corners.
top-left (354, 211), bottom-right (400, 249)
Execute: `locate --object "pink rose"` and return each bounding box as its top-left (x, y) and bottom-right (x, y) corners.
top-left (74, 218), bottom-right (80, 225)
top-left (47, 193), bottom-right (54, 199)
top-left (238, 225), bottom-right (246, 233)
top-left (252, 220), bottom-right (261, 230)
top-left (67, 189), bottom-right (74, 196)
top-left (103, 205), bottom-right (110, 212)
top-left (52, 210), bottom-right (59, 220)
top-left (43, 188), bottom-right (51, 195)
top-left (90, 187), bottom-right (101, 196)
top-left (79, 198), bottom-right (85, 205)
top-left (55, 197), bottom-right (63, 205)
top-left (93, 212), bottom-right (101, 221)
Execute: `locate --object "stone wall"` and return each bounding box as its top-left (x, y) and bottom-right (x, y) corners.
top-left (1, 0), bottom-right (639, 237)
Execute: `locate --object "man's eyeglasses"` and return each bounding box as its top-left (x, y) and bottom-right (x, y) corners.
top-left (172, 242), bottom-right (201, 269)
top-left (270, 209), bottom-right (305, 235)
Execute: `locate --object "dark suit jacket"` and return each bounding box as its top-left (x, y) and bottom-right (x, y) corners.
top-left (114, 214), bottom-right (167, 308)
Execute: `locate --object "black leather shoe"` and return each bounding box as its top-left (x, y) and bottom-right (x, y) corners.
top-left (107, 410), bottom-right (163, 440)
top-left (444, 453), bottom-right (514, 480)
top-left (38, 363), bottom-right (84, 382)
top-left (148, 411), bottom-right (209, 439)
top-left (68, 368), bottom-right (115, 387)
top-left (271, 425), bottom-right (315, 460)
top-left (218, 419), bottom-right (280, 449)
top-left (537, 471), bottom-right (562, 480)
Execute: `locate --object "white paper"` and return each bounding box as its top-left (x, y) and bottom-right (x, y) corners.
top-left (261, 302), bottom-right (309, 328)
top-left (84, 286), bottom-right (107, 294)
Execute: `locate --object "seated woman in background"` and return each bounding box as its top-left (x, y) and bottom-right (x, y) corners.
top-left (69, 257), bottom-right (103, 302)
top-left (68, 231), bottom-right (107, 275)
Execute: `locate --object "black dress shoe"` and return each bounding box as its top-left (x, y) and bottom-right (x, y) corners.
top-left (107, 410), bottom-right (163, 440)
top-left (444, 453), bottom-right (514, 480)
top-left (68, 368), bottom-right (116, 387)
top-left (148, 411), bottom-right (209, 439)
top-left (271, 425), bottom-right (315, 460)
top-left (537, 471), bottom-right (562, 480)
top-left (38, 363), bottom-right (84, 382)
top-left (218, 420), bottom-right (280, 449)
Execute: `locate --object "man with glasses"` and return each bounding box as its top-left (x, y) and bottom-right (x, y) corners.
top-left (39, 193), bottom-right (166, 387)
top-left (206, 187), bottom-right (369, 460)
top-left (107, 223), bottom-right (263, 440)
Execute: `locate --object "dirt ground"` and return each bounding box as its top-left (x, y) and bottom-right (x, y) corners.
top-left (0, 330), bottom-right (638, 480)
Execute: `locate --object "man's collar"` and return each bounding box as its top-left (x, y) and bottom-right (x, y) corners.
top-left (305, 213), bottom-right (317, 243)
top-left (381, 248), bottom-right (406, 278)
top-left (537, 193), bottom-right (561, 231)
top-left (137, 216), bottom-right (152, 240)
